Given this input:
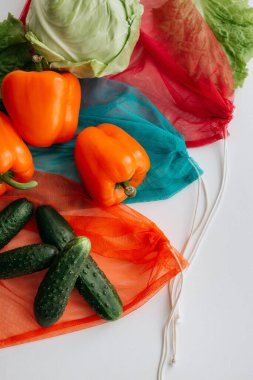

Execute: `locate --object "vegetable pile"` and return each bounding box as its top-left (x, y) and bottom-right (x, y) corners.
top-left (0, 0), bottom-right (252, 362)
top-left (0, 13), bottom-right (148, 204)
top-left (0, 199), bottom-right (123, 327)
top-left (0, 7), bottom-right (148, 329)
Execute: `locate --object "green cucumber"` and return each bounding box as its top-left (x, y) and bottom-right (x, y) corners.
top-left (0, 244), bottom-right (58, 279)
top-left (76, 256), bottom-right (123, 320)
top-left (0, 198), bottom-right (33, 249)
top-left (36, 205), bottom-right (123, 320)
top-left (36, 205), bottom-right (75, 251)
top-left (34, 237), bottom-right (91, 327)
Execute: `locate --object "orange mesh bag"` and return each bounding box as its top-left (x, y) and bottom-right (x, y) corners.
top-left (0, 172), bottom-right (186, 348)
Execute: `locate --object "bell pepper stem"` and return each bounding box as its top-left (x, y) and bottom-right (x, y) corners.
top-left (32, 55), bottom-right (44, 72)
top-left (120, 181), bottom-right (137, 198)
top-left (0, 171), bottom-right (38, 190)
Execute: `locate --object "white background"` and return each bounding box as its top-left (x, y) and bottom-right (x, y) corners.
top-left (1, 2), bottom-right (253, 379)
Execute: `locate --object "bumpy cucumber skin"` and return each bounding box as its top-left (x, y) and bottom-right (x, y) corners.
top-left (0, 198), bottom-right (33, 249)
top-left (34, 237), bottom-right (91, 328)
top-left (0, 244), bottom-right (58, 279)
top-left (76, 256), bottom-right (123, 320)
top-left (36, 205), bottom-right (123, 321)
top-left (36, 205), bottom-right (75, 251)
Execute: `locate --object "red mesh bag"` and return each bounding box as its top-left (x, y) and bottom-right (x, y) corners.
top-left (111, 0), bottom-right (234, 147)
top-left (0, 172), bottom-right (186, 348)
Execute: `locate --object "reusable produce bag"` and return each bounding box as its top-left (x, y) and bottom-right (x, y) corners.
top-left (0, 172), bottom-right (186, 348)
top-left (30, 78), bottom-right (202, 204)
top-left (111, 0), bottom-right (235, 147)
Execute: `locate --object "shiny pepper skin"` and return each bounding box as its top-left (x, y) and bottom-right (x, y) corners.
top-left (1, 70), bottom-right (81, 147)
top-left (0, 112), bottom-right (36, 195)
top-left (75, 123), bottom-right (150, 206)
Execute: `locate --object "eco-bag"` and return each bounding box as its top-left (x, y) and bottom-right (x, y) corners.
top-left (111, 0), bottom-right (234, 147)
top-left (0, 172), bottom-right (186, 348)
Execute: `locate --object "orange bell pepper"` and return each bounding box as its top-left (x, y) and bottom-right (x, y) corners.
top-left (0, 112), bottom-right (37, 196)
top-left (74, 123), bottom-right (150, 207)
top-left (1, 70), bottom-right (81, 147)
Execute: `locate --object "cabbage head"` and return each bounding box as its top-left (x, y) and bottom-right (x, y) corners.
top-left (25, 0), bottom-right (143, 78)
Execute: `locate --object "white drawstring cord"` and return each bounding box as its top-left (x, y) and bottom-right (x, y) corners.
top-left (157, 249), bottom-right (184, 380)
top-left (171, 176), bottom-right (209, 321)
top-left (187, 136), bottom-right (227, 265)
top-left (157, 132), bottom-right (228, 379)
top-left (170, 173), bottom-right (209, 365)
top-left (170, 134), bottom-right (228, 366)
top-left (158, 163), bottom-right (208, 379)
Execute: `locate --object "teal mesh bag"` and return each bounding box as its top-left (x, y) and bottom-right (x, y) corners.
top-left (30, 78), bottom-right (202, 203)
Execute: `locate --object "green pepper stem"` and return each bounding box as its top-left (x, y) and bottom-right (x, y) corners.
top-left (0, 172), bottom-right (38, 190)
top-left (120, 181), bottom-right (137, 198)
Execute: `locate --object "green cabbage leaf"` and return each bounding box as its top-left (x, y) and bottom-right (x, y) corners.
top-left (0, 14), bottom-right (33, 112)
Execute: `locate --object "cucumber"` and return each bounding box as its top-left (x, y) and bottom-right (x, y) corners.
top-left (0, 244), bottom-right (58, 279)
top-left (0, 198), bottom-right (33, 249)
top-left (76, 257), bottom-right (123, 320)
top-left (36, 205), bottom-right (75, 251)
top-left (36, 205), bottom-right (123, 320)
top-left (34, 237), bottom-right (91, 327)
